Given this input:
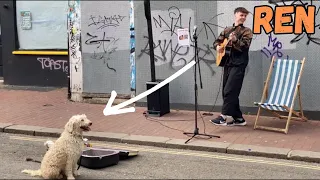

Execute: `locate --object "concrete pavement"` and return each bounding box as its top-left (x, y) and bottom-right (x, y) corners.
top-left (1, 87), bottom-right (320, 164)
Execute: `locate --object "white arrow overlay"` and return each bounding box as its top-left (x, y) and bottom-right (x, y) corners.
top-left (103, 60), bottom-right (196, 116)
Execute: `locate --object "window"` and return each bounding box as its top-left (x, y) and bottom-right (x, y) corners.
top-left (15, 1), bottom-right (68, 50)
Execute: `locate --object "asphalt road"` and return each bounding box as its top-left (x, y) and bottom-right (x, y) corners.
top-left (1, 132), bottom-right (320, 179)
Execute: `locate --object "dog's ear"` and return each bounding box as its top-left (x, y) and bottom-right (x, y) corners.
top-left (65, 120), bottom-right (74, 133)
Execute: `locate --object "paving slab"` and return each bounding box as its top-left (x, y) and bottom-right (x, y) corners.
top-left (121, 135), bottom-right (171, 147)
top-left (187, 140), bottom-right (231, 153)
top-left (0, 123), bottom-right (14, 132)
top-left (288, 150), bottom-right (320, 163)
top-left (4, 125), bottom-right (43, 136)
top-left (165, 139), bottom-right (231, 153)
top-left (35, 127), bottom-right (63, 137)
top-left (165, 138), bottom-right (189, 149)
top-left (83, 131), bottom-right (128, 143)
top-left (227, 143), bottom-right (291, 159)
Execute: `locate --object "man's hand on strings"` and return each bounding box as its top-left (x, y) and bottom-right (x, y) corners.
top-left (229, 32), bottom-right (237, 42)
top-left (216, 45), bottom-right (224, 53)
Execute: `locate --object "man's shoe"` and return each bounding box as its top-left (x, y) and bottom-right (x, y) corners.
top-left (227, 118), bottom-right (247, 126)
top-left (210, 116), bottom-right (227, 126)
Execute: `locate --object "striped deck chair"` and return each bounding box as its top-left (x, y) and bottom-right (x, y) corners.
top-left (254, 56), bottom-right (308, 134)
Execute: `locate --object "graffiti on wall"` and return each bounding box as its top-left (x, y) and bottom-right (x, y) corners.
top-left (68, 0), bottom-right (82, 92)
top-left (84, 31), bottom-right (119, 72)
top-left (138, 6), bottom-right (224, 76)
top-left (261, 33), bottom-right (290, 61)
top-left (84, 15), bottom-right (125, 72)
top-left (139, 6), bottom-right (194, 67)
top-left (268, 0), bottom-right (320, 46)
top-left (81, 1), bottom-right (130, 73)
top-left (37, 57), bottom-right (68, 74)
top-left (87, 15), bottom-right (126, 29)
top-left (84, 13), bottom-right (128, 72)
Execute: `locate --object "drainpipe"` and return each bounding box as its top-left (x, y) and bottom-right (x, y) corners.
top-left (144, 0), bottom-right (156, 82)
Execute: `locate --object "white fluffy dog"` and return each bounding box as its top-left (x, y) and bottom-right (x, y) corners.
top-left (22, 114), bottom-right (92, 179)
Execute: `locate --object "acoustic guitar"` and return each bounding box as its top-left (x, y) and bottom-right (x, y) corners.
top-left (216, 38), bottom-right (232, 67)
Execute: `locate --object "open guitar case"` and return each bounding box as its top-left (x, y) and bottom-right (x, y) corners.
top-left (77, 147), bottom-right (139, 169)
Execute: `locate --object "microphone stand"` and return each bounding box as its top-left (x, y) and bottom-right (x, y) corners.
top-left (183, 27), bottom-right (220, 144)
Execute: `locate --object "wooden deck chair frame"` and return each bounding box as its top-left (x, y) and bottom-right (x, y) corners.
top-left (254, 56), bottom-right (308, 134)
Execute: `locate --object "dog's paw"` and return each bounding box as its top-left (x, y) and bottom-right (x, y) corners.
top-left (58, 174), bottom-right (64, 179)
top-left (73, 171), bottom-right (80, 177)
top-left (67, 175), bottom-right (75, 180)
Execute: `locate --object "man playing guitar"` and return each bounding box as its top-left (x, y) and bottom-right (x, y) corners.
top-left (210, 7), bottom-right (253, 126)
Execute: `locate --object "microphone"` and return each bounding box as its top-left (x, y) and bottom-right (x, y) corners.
top-left (193, 25), bottom-right (197, 36)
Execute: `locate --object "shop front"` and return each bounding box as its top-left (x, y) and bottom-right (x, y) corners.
top-left (0, 0), bottom-right (69, 87)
